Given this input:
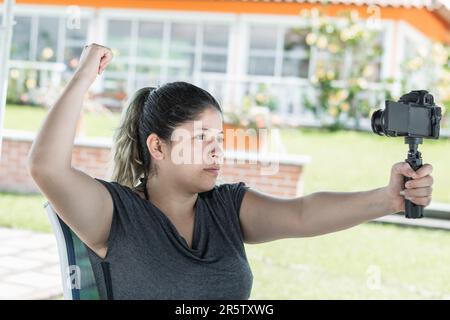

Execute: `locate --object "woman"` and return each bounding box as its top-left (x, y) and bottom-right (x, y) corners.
top-left (27, 43), bottom-right (434, 300)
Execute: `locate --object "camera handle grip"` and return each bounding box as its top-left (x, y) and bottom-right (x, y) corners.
top-left (404, 161), bottom-right (424, 219)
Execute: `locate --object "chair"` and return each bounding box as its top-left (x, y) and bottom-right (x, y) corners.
top-left (44, 201), bottom-right (100, 300)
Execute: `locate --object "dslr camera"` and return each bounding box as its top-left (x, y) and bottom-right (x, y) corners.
top-left (371, 90), bottom-right (442, 219)
top-left (371, 90), bottom-right (441, 139)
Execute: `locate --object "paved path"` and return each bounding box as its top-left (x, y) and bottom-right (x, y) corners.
top-left (0, 228), bottom-right (62, 300)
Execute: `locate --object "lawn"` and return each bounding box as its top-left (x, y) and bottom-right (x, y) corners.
top-left (0, 191), bottom-right (50, 233)
top-left (247, 223), bottom-right (450, 299)
top-left (1, 104), bottom-right (450, 299)
top-left (4, 104), bottom-right (121, 137)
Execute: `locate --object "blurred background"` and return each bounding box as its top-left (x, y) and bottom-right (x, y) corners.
top-left (0, 0), bottom-right (449, 300)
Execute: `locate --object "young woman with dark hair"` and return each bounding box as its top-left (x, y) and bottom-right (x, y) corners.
top-left (27, 43), bottom-right (434, 299)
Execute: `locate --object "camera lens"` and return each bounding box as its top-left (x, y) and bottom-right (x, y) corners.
top-left (371, 109), bottom-right (386, 136)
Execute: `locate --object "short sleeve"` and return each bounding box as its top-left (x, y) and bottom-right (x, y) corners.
top-left (217, 181), bottom-right (250, 218)
top-left (92, 178), bottom-right (132, 258)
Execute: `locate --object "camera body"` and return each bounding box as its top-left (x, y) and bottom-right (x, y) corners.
top-left (371, 90), bottom-right (442, 219)
top-left (371, 90), bottom-right (441, 139)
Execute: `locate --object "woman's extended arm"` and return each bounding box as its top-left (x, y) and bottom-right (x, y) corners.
top-left (297, 162), bottom-right (434, 236)
top-left (239, 162), bottom-right (434, 243)
top-left (296, 186), bottom-right (392, 237)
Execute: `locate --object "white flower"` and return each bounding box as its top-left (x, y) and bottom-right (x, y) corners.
top-left (316, 36), bottom-right (328, 49)
top-left (357, 78), bottom-right (368, 89)
top-left (306, 33), bottom-right (317, 46)
top-left (363, 65), bottom-right (375, 78)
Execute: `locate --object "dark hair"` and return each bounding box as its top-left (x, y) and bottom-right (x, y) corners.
top-left (109, 81), bottom-right (222, 190)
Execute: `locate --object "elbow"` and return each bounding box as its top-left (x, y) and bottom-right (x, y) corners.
top-left (26, 148), bottom-right (43, 175)
top-left (27, 152), bottom-right (67, 177)
top-left (27, 158), bottom-right (71, 182)
top-left (27, 152), bottom-right (43, 176)
top-left (26, 156), bottom-right (37, 176)
top-left (27, 157), bottom-right (55, 179)
top-left (27, 161), bottom-right (45, 179)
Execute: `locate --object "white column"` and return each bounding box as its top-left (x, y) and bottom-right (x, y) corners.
top-left (0, 0), bottom-right (16, 161)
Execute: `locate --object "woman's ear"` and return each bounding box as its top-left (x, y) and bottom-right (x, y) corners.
top-left (147, 133), bottom-right (165, 160)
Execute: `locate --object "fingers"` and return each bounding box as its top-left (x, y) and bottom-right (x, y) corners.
top-left (83, 43), bottom-right (113, 75)
top-left (392, 162), bottom-right (434, 208)
top-left (405, 175), bottom-right (433, 189)
top-left (98, 49), bottom-right (113, 74)
top-left (98, 57), bottom-right (110, 74)
top-left (403, 186), bottom-right (433, 198)
top-left (406, 196), bottom-right (432, 207)
top-left (393, 162), bottom-right (433, 179)
top-left (415, 163), bottom-right (433, 178)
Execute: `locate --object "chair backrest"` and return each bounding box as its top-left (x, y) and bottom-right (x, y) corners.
top-left (44, 201), bottom-right (100, 300)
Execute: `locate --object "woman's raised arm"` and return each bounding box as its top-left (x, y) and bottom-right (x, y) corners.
top-left (27, 44), bottom-right (115, 258)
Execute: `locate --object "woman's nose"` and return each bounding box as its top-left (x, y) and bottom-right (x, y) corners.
top-left (210, 140), bottom-right (224, 161)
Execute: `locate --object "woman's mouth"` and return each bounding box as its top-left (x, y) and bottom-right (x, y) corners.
top-left (203, 168), bottom-right (220, 176)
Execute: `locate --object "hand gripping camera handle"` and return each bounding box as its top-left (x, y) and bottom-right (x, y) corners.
top-left (404, 160), bottom-right (423, 219)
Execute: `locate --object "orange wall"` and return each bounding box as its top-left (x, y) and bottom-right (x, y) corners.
top-left (5, 0), bottom-right (450, 43)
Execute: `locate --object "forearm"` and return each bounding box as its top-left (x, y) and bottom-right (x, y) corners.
top-left (27, 73), bottom-right (92, 171)
top-left (298, 187), bottom-right (395, 237)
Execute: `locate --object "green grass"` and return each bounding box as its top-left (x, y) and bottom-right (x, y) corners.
top-left (0, 191), bottom-right (51, 233)
top-left (4, 104), bottom-right (121, 137)
top-left (246, 222), bottom-right (450, 299)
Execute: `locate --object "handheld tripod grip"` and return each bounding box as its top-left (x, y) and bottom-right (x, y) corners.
top-left (404, 161), bottom-right (423, 219)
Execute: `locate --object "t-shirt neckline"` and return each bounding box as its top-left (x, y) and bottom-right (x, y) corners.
top-left (131, 189), bottom-right (203, 252)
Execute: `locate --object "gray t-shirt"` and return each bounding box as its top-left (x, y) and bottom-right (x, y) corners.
top-left (86, 178), bottom-right (253, 300)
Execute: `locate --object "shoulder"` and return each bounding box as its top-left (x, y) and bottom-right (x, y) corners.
top-left (201, 181), bottom-right (250, 212)
top-left (94, 178), bottom-right (142, 203)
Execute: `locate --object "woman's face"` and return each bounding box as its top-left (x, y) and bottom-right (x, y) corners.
top-left (162, 107), bottom-right (224, 193)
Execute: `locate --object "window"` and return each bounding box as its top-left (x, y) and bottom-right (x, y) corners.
top-left (168, 23), bottom-right (197, 78)
top-left (282, 28), bottom-right (309, 78)
top-left (108, 19), bottom-right (132, 59)
top-left (247, 25), bottom-right (310, 78)
top-left (105, 19), bottom-right (132, 94)
top-left (137, 21), bottom-right (163, 60)
top-left (135, 21), bottom-right (164, 88)
top-left (247, 25), bottom-right (277, 76)
top-left (11, 16), bottom-right (32, 60)
top-left (202, 24), bottom-right (229, 73)
top-left (104, 17), bottom-right (231, 101)
top-left (401, 28), bottom-right (432, 90)
top-left (64, 18), bottom-right (89, 71)
top-left (10, 14), bottom-right (90, 68)
top-left (37, 17), bottom-right (59, 62)
top-left (352, 31), bottom-right (384, 82)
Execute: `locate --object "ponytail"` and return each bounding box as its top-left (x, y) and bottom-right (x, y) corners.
top-left (109, 87), bottom-right (155, 190)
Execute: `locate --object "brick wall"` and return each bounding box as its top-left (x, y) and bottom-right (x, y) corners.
top-left (0, 130), bottom-right (311, 198)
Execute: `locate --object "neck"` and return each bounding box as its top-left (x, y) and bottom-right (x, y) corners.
top-left (145, 175), bottom-right (198, 221)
